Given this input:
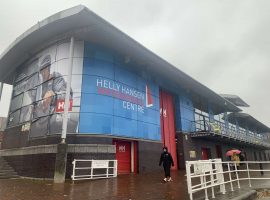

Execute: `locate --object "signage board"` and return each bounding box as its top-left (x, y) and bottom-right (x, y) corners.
top-left (92, 160), bottom-right (109, 168)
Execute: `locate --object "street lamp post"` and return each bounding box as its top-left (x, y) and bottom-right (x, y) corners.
top-left (54, 36), bottom-right (74, 183)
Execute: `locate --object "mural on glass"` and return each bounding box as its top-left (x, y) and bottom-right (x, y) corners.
top-left (7, 41), bottom-right (84, 137)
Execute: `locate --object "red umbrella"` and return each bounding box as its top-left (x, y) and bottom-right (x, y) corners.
top-left (226, 149), bottom-right (241, 156)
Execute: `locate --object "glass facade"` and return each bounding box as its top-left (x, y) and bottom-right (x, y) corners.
top-left (7, 41), bottom-right (84, 137)
top-left (79, 42), bottom-right (161, 140)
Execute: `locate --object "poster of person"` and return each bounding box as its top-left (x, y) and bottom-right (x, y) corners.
top-left (30, 49), bottom-right (80, 137)
top-left (8, 42), bottom-right (83, 137)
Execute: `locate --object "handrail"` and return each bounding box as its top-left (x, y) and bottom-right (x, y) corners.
top-left (71, 159), bottom-right (117, 181)
top-left (190, 120), bottom-right (270, 148)
top-left (186, 159), bottom-right (270, 200)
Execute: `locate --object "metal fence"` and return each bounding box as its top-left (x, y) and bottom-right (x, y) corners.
top-left (190, 120), bottom-right (270, 148)
top-left (186, 159), bottom-right (270, 200)
top-left (71, 159), bottom-right (117, 181)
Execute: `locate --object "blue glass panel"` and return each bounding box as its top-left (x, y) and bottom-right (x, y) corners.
top-left (137, 121), bottom-right (161, 140)
top-left (137, 108), bottom-right (160, 125)
top-left (80, 93), bottom-right (114, 115)
top-left (81, 75), bottom-right (99, 94)
top-left (113, 98), bottom-right (137, 120)
top-left (81, 42), bottom-right (162, 141)
top-left (113, 116), bottom-right (138, 138)
top-left (115, 65), bottom-right (138, 88)
top-left (79, 113), bottom-right (113, 134)
top-left (83, 58), bottom-right (114, 79)
top-left (94, 49), bottom-right (114, 63)
top-left (137, 77), bottom-right (159, 98)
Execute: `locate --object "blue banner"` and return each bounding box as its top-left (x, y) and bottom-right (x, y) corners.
top-left (79, 43), bottom-right (161, 140)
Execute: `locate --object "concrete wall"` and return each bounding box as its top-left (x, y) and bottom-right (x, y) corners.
top-left (178, 133), bottom-right (269, 165)
top-left (2, 132), bottom-right (113, 149)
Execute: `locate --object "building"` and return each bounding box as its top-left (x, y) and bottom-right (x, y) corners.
top-left (0, 5), bottom-right (269, 179)
top-left (0, 117), bottom-right (7, 149)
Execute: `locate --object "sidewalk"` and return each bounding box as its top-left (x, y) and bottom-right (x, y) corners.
top-left (0, 170), bottom-right (269, 200)
top-left (0, 171), bottom-right (189, 200)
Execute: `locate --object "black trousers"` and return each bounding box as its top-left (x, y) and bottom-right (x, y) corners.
top-left (163, 165), bottom-right (171, 177)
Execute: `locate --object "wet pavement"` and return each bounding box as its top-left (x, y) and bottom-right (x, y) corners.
top-left (0, 171), bottom-right (189, 200)
top-left (1, 170), bottom-right (270, 200)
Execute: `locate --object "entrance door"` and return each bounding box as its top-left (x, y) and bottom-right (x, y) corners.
top-left (114, 141), bottom-right (131, 174)
top-left (160, 90), bottom-right (178, 170)
top-left (215, 145), bottom-right (223, 159)
top-left (202, 148), bottom-right (211, 160)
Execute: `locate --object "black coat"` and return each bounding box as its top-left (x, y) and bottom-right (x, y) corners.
top-left (159, 152), bottom-right (174, 167)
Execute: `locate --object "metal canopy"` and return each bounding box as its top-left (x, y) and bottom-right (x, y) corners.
top-left (0, 5), bottom-right (241, 114)
top-left (220, 94), bottom-right (249, 107)
top-left (227, 112), bottom-right (270, 133)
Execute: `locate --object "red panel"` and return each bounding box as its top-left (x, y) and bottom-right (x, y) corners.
top-left (134, 141), bottom-right (138, 174)
top-left (159, 92), bottom-right (165, 145)
top-left (114, 141), bottom-right (131, 174)
top-left (202, 148), bottom-right (209, 160)
top-left (159, 90), bottom-right (178, 170)
top-left (166, 94), bottom-right (177, 170)
top-left (146, 84), bottom-right (154, 107)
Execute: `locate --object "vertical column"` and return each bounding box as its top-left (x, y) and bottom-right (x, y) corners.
top-left (0, 82), bottom-right (3, 101)
top-left (159, 91), bottom-right (165, 145)
top-left (54, 37), bottom-right (74, 183)
top-left (131, 141), bottom-right (134, 173)
top-left (160, 90), bottom-right (178, 170)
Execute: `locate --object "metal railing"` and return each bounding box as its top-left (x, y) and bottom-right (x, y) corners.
top-left (186, 159), bottom-right (270, 200)
top-left (190, 120), bottom-right (270, 148)
top-left (71, 159), bottom-right (117, 181)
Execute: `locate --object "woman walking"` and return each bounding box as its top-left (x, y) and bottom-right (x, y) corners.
top-left (159, 146), bottom-right (174, 182)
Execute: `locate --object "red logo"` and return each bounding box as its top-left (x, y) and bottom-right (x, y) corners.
top-left (146, 84), bottom-right (154, 107)
top-left (56, 99), bottom-right (73, 112)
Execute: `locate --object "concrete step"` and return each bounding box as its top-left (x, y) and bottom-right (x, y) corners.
top-left (0, 157), bottom-right (20, 179)
top-left (0, 170), bottom-right (16, 174)
top-left (0, 164), bottom-right (10, 168)
top-left (0, 175), bottom-right (20, 179)
top-left (0, 171), bottom-right (17, 175)
top-left (0, 167), bottom-right (14, 171)
top-left (0, 162), bottom-right (9, 165)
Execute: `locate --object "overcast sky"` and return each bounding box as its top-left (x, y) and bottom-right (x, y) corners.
top-left (0, 0), bottom-right (269, 127)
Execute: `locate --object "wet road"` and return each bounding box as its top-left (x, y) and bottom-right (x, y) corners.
top-left (0, 171), bottom-right (189, 200)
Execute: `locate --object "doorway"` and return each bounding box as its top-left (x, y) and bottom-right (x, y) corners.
top-left (113, 140), bottom-right (137, 174)
top-left (202, 147), bottom-right (211, 160)
top-left (215, 145), bottom-right (223, 160)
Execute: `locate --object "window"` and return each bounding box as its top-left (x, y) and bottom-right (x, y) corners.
top-left (36, 80), bottom-right (54, 101)
top-left (10, 93), bottom-right (23, 112)
top-left (20, 105), bottom-right (33, 123)
top-left (15, 60), bottom-right (38, 83)
top-left (30, 116), bottom-right (49, 138)
top-left (22, 89), bottom-right (37, 106)
top-left (33, 97), bottom-right (53, 119)
top-left (8, 110), bottom-right (20, 127)
top-left (13, 79), bottom-right (27, 96)
top-left (25, 73), bottom-right (39, 90)
top-left (39, 66), bottom-right (53, 83)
